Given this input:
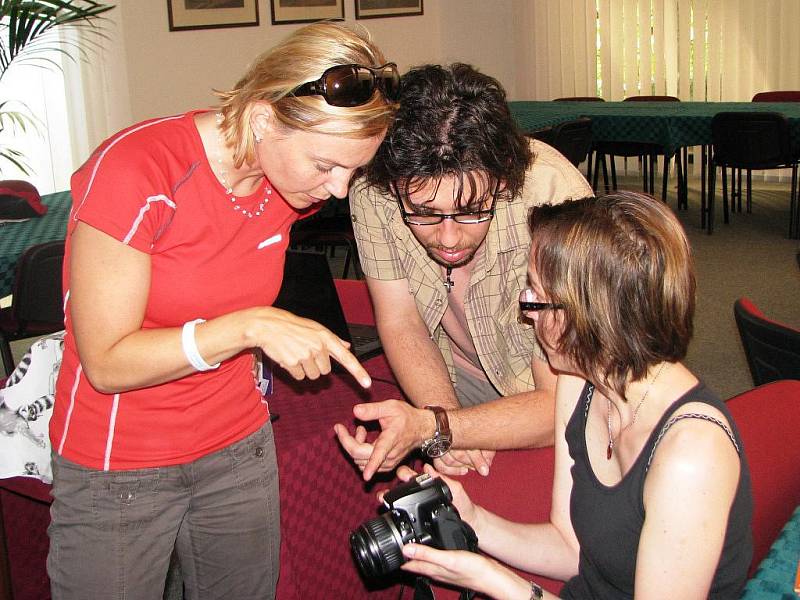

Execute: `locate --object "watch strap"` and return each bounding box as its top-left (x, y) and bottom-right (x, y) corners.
top-left (420, 405), bottom-right (452, 458)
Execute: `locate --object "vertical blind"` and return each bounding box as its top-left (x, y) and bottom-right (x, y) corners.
top-left (522, 0), bottom-right (800, 102)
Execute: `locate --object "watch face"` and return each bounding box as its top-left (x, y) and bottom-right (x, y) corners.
top-left (424, 438), bottom-right (452, 458)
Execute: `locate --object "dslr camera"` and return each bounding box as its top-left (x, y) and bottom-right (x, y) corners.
top-left (350, 473), bottom-right (478, 578)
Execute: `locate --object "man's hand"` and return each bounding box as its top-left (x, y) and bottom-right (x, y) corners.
top-left (334, 399), bottom-right (433, 481)
top-left (434, 449), bottom-right (496, 477)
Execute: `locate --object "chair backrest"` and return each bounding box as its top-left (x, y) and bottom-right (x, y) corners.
top-left (526, 125), bottom-right (555, 145)
top-left (553, 96), bottom-right (605, 102)
top-left (734, 297), bottom-right (800, 386)
top-left (725, 379), bottom-right (800, 575)
top-left (711, 112), bottom-right (792, 169)
top-left (12, 240), bottom-right (65, 326)
top-left (752, 90), bottom-right (800, 102)
top-left (623, 95), bottom-right (680, 102)
top-left (548, 117), bottom-right (594, 167)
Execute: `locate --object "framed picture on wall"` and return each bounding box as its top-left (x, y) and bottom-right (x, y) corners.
top-left (355, 0), bottom-right (423, 19)
top-left (167, 0), bottom-right (260, 31)
top-left (270, 0), bottom-right (345, 25)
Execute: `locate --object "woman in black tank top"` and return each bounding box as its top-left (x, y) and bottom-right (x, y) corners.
top-left (393, 191), bottom-right (752, 599)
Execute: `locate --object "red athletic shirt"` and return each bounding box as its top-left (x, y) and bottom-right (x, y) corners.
top-left (51, 110), bottom-right (309, 470)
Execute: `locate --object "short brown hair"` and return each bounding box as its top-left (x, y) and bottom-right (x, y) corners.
top-left (529, 191), bottom-right (696, 398)
top-left (214, 22), bottom-right (397, 168)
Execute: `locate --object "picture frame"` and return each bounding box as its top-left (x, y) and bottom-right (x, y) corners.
top-left (270, 0), bottom-right (345, 25)
top-left (167, 0), bottom-right (260, 32)
top-left (354, 0), bottom-right (423, 19)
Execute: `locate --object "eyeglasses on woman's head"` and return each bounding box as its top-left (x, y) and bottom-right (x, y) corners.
top-left (291, 63), bottom-right (400, 107)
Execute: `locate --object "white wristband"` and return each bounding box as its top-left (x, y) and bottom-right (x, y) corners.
top-left (181, 318), bottom-right (220, 372)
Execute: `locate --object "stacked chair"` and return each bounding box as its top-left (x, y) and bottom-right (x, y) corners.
top-left (708, 112), bottom-right (799, 236)
top-left (553, 96), bottom-right (605, 188)
top-left (530, 116), bottom-right (594, 171)
top-left (592, 95), bottom-right (684, 203)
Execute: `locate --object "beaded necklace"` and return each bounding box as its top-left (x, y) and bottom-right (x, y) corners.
top-left (214, 112), bottom-right (271, 218)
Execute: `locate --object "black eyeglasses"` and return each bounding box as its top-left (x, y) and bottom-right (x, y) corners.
top-left (394, 181), bottom-right (501, 226)
top-left (291, 63), bottom-right (400, 107)
top-left (518, 288), bottom-right (563, 313)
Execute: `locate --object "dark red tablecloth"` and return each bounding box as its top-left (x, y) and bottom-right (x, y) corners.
top-left (271, 354), bottom-right (406, 600)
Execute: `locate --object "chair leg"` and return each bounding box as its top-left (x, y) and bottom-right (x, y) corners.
top-left (649, 155), bottom-right (656, 195)
top-left (791, 164), bottom-right (799, 239)
top-left (609, 156), bottom-right (617, 191)
top-left (708, 164), bottom-right (716, 234)
top-left (722, 167), bottom-right (730, 225)
top-left (661, 154), bottom-right (670, 202)
top-left (746, 169), bottom-right (752, 213)
top-left (586, 151), bottom-right (594, 185)
top-left (676, 148), bottom-right (687, 209)
top-left (701, 145), bottom-right (708, 216)
top-left (737, 168), bottom-right (743, 213)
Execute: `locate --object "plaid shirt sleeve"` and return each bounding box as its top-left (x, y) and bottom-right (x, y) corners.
top-left (349, 180), bottom-right (406, 281)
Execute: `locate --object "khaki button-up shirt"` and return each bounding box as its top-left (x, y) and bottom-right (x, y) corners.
top-left (350, 140), bottom-right (593, 396)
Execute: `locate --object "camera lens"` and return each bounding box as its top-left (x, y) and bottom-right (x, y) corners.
top-left (350, 513), bottom-right (407, 578)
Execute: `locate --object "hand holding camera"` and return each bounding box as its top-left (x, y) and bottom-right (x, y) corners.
top-left (350, 471), bottom-right (479, 579)
top-left (395, 464), bottom-right (478, 524)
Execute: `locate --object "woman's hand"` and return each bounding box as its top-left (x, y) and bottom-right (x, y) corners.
top-left (245, 306), bottom-right (371, 388)
top-left (393, 464), bottom-right (478, 526)
top-left (400, 544), bottom-right (535, 600)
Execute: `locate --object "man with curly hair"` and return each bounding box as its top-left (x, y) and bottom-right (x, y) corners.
top-left (335, 64), bottom-right (592, 480)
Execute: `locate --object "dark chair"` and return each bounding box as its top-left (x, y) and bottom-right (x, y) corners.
top-left (553, 96), bottom-right (604, 102)
top-left (733, 297), bottom-right (800, 386)
top-left (593, 95), bottom-right (684, 203)
top-left (726, 92), bottom-right (800, 216)
top-left (752, 90), bottom-right (800, 102)
top-left (289, 200), bottom-right (362, 279)
top-left (553, 96), bottom-right (605, 186)
top-left (708, 112), bottom-right (799, 236)
top-left (0, 240), bottom-right (65, 376)
top-left (545, 117), bottom-right (594, 169)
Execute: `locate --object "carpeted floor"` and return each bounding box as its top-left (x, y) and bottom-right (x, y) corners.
top-left (9, 173), bottom-right (800, 400)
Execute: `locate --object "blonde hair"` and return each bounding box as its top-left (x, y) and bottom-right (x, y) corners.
top-left (529, 192), bottom-right (696, 399)
top-left (214, 22), bottom-right (397, 168)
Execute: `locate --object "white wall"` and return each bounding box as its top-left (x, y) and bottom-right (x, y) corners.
top-left (107, 0), bottom-right (520, 133)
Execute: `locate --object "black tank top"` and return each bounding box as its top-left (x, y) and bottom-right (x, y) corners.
top-left (560, 381), bottom-right (753, 599)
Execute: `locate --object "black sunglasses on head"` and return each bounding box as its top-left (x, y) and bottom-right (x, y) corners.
top-left (291, 63), bottom-right (400, 107)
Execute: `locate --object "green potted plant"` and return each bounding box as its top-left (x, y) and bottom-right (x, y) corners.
top-left (0, 0), bottom-right (114, 174)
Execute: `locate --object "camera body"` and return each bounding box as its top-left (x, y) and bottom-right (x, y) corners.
top-left (350, 473), bottom-right (478, 578)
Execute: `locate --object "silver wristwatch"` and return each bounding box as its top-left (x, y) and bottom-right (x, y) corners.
top-left (420, 405), bottom-right (452, 458)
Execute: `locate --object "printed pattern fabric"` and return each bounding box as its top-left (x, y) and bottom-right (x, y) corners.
top-left (0, 332), bottom-right (65, 482)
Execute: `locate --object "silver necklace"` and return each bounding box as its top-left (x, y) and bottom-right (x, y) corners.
top-left (214, 112), bottom-right (271, 218)
top-left (606, 362), bottom-right (670, 460)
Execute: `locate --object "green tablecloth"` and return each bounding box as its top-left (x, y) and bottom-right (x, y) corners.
top-left (741, 505), bottom-right (800, 599)
top-left (509, 101), bottom-right (800, 156)
top-left (0, 191), bottom-right (71, 298)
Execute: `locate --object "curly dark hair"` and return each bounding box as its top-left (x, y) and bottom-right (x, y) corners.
top-left (363, 63), bottom-right (532, 209)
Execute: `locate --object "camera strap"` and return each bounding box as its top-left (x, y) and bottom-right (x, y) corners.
top-left (413, 576), bottom-right (475, 600)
